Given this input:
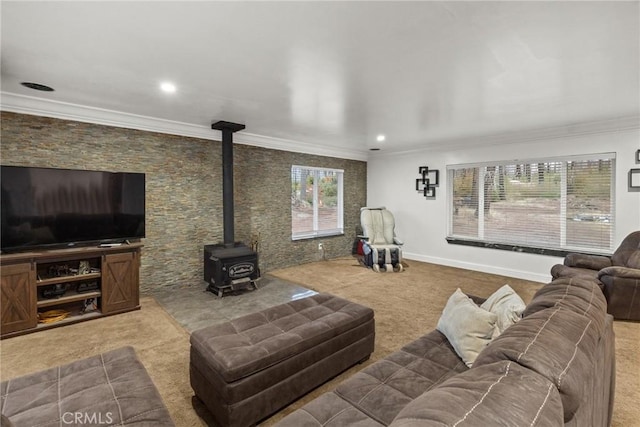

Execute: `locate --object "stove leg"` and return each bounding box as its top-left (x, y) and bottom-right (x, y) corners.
top-left (206, 282), bottom-right (224, 298)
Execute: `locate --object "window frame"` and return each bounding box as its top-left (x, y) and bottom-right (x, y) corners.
top-left (446, 153), bottom-right (616, 255)
top-left (291, 165), bottom-right (344, 241)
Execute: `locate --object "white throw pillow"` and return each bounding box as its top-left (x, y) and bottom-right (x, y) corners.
top-left (480, 284), bottom-right (526, 336)
top-left (437, 289), bottom-right (497, 368)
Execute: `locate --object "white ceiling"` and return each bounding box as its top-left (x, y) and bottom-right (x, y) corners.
top-left (1, 1), bottom-right (639, 160)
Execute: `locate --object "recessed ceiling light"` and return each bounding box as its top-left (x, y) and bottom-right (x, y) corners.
top-left (376, 134), bottom-right (386, 142)
top-left (160, 82), bottom-right (177, 93)
top-left (21, 82), bottom-right (54, 92)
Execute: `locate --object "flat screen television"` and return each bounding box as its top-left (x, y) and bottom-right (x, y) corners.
top-left (1, 165), bottom-right (145, 252)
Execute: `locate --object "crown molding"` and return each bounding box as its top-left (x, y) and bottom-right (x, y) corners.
top-left (4, 91), bottom-right (633, 162)
top-left (371, 114), bottom-right (640, 158)
top-left (0, 92), bottom-right (368, 161)
top-left (232, 132), bottom-right (367, 161)
top-left (0, 92), bottom-right (218, 140)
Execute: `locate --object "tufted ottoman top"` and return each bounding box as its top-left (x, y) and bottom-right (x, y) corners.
top-left (190, 293), bottom-right (374, 383)
top-left (1, 346), bottom-right (174, 426)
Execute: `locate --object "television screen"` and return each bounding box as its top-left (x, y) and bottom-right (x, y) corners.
top-left (1, 165), bottom-right (145, 252)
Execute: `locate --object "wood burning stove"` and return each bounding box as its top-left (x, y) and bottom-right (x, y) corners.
top-left (204, 243), bottom-right (260, 297)
top-left (204, 121), bottom-right (260, 297)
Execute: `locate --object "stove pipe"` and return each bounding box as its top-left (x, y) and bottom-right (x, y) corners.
top-left (211, 120), bottom-right (246, 247)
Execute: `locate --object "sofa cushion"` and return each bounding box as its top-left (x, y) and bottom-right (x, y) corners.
top-left (389, 361), bottom-right (563, 427)
top-left (522, 277), bottom-right (607, 334)
top-left (564, 253), bottom-right (612, 270)
top-left (0, 346), bottom-right (173, 426)
top-left (599, 267), bottom-right (640, 320)
top-left (436, 289), bottom-right (497, 367)
top-left (190, 293), bottom-right (374, 383)
top-left (611, 230), bottom-right (640, 267)
top-left (626, 250), bottom-right (640, 269)
top-left (331, 329), bottom-right (468, 425)
top-left (275, 392), bottom-right (385, 427)
top-left (474, 306), bottom-right (601, 422)
top-left (550, 264), bottom-right (602, 281)
top-left (480, 284), bottom-right (526, 335)
top-left (599, 265), bottom-right (640, 280)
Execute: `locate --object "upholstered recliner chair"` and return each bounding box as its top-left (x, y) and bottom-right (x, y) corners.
top-left (551, 230), bottom-right (640, 320)
top-left (360, 207), bottom-right (403, 272)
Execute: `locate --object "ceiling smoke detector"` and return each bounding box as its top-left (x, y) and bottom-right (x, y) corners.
top-left (21, 82), bottom-right (55, 92)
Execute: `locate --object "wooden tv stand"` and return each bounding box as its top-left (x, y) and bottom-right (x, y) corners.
top-left (1, 243), bottom-right (142, 339)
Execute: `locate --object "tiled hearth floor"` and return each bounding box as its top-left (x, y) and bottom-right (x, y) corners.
top-left (149, 275), bottom-right (316, 332)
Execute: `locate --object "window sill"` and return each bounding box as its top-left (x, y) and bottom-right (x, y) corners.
top-left (292, 231), bottom-right (344, 241)
top-left (445, 237), bottom-right (612, 258)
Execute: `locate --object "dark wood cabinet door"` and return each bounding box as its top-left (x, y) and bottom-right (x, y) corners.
top-left (102, 251), bottom-right (140, 314)
top-left (1, 263), bottom-right (37, 334)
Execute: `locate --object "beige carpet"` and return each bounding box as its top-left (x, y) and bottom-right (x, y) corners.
top-left (1, 258), bottom-right (638, 427)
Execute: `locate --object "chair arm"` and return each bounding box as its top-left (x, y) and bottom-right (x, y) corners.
top-left (393, 237), bottom-right (404, 245)
top-left (598, 266), bottom-right (640, 280)
top-left (564, 253), bottom-right (611, 270)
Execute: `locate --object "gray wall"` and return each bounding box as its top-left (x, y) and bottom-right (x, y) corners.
top-left (0, 112), bottom-right (367, 292)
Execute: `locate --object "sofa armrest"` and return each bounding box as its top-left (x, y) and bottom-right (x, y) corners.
top-left (565, 253), bottom-right (611, 270)
top-left (598, 266), bottom-right (640, 280)
top-left (393, 237), bottom-right (403, 245)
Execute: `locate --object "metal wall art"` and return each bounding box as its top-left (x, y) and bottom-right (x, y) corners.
top-left (630, 168), bottom-right (640, 190)
top-left (629, 149), bottom-right (640, 191)
top-left (416, 166), bottom-right (439, 199)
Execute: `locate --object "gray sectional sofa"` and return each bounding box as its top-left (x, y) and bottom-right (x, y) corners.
top-left (276, 276), bottom-right (615, 426)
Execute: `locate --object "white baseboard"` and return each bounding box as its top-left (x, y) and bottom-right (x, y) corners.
top-left (403, 252), bottom-right (550, 283)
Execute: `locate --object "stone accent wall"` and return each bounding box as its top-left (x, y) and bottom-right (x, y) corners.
top-left (0, 112), bottom-right (366, 292)
top-left (234, 144), bottom-right (367, 272)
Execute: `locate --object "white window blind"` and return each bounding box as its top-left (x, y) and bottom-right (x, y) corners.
top-left (448, 153), bottom-right (615, 253)
top-left (291, 166), bottom-right (344, 240)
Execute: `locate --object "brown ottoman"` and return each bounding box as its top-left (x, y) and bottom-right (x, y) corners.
top-left (1, 346), bottom-right (174, 426)
top-left (189, 293), bottom-right (375, 427)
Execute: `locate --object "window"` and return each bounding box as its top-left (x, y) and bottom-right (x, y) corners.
top-left (291, 166), bottom-right (344, 240)
top-left (448, 153), bottom-right (615, 253)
